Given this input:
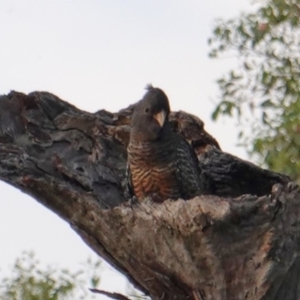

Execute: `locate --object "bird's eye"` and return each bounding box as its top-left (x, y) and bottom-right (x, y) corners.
top-left (144, 107), bottom-right (149, 113)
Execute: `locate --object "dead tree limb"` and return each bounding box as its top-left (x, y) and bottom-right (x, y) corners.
top-left (0, 91), bottom-right (300, 300)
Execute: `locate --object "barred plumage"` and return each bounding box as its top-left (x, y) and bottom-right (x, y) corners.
top-left (127, 85), bottom-right (204, 202)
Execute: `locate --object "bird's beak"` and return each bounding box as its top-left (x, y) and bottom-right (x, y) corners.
top-left (153, 110), bottom-right (166, 127)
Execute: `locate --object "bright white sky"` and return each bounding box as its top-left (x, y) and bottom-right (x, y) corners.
top-left (0, 0), bottom-right (255, 298)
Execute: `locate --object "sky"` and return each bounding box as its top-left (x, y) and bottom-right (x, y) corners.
top-left (0, 0), bottom-right (255, 298)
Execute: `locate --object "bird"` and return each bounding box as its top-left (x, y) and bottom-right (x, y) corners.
top-left (127, 85), bottom-right (204, 202)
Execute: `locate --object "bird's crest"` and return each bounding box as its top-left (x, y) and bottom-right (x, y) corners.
top-left (145, 83), bottom-right (154, 91)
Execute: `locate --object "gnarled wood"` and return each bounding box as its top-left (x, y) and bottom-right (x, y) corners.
top-left (0, 91), bottom-right (300, 300)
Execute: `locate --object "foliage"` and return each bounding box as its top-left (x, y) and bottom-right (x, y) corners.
top-left (208, 0), bottom-right (300, 181)
top-left (0, 251), bottom-right (101, 300)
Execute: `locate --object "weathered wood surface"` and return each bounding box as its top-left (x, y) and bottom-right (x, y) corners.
top-left (1, 91), bottom-right (300, 300)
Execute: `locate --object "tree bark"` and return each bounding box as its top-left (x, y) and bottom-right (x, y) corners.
top-left (1, 91), bottom-right (300, 300)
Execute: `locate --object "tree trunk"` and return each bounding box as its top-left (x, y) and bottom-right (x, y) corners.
top-left (1, 91), bottom-right (300, 300)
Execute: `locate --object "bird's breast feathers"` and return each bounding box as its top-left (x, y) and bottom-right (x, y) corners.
top-left (129, 163), bottom-right (180, 202)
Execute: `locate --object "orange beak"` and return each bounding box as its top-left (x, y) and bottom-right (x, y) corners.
top-left (153, 110), bottom-right (166, 127)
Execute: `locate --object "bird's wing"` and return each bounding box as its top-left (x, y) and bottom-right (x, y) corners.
top-left (173, 135), bottom-right (206, 199)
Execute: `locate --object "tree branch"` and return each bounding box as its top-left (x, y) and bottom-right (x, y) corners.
top-left (1, 91), bottom-right (299, 299)
top-left (90, 288), bottom-right (131, 300)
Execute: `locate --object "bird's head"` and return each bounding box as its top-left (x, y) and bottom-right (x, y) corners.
top-left (130, 85), bottom-right (171, 142)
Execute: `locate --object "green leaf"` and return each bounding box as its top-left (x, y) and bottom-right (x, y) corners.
top-left (211, 103), bottom-right (221, 120)
top-left (260, 99), bottom-right (275, 107)
top-left (208, 0), bottom-right (300, 181)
